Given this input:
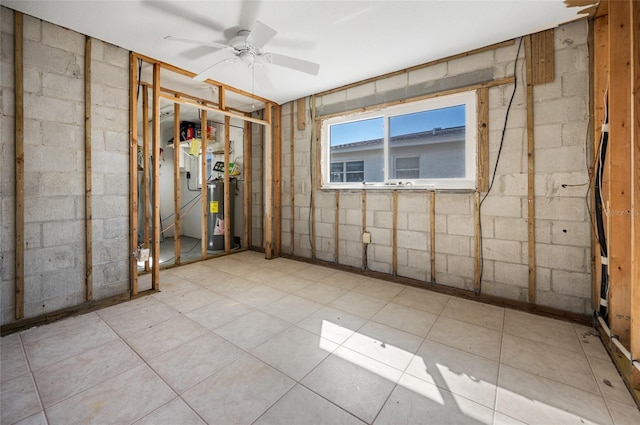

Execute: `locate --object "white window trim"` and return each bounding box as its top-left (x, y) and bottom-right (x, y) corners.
top-left (321, 91), bottom-right (477, 190)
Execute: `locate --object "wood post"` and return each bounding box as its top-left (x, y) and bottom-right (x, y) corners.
top-left (525, 34), bottom-right (536, 304)
top-left (362, 190), bottom-right (367, 269)
top-left (200, 109), bottom-right (208, 258)
top-left (173, 102), bottom-right (181, 264)
top-left (335, 191), bottom-right (340, 263)
top-left (129, 54), bottom-right (139, 296)
top-left (273, 105), bottom-right (282, 256)
top-left (477, 88), bottom-right (489, 192)
top-left (142, 86), bottom-right (150, 272)
top-left (392, 190), bottom-right (398, 276)
top-left (243, 121), bottom-right (252, 249)
top-left (290, 103), bottom-right (295, 254)
top-left (264, 105), bottom-right (273, 259)
top-left (224, 115), bottom-right (231, 253)
top-left (430, 191), bottom-right (436, 283)
top-left (151, 64), bottom-right (161, 290)
top-left (84, 36), bottom-right (93, 301)
top-left (474, 191), bottom-right (481, 294)
top-left (14, 11), bottom-right (24, 319)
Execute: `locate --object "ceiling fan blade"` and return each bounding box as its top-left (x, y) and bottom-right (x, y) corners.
top-left (267, 53), bottom-right (320, 76)
top-left (164, 36), bottom-right (231, 51)
top-left (193, 57), bottom-right (237, 82)
top-left (246, 21), bottom-right (277, 49)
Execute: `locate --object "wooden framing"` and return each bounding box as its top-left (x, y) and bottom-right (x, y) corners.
top-left (14, 11), bottom-right (24, 319)
top-left (142, 86), bottom-right (150, 272)
top-left (151, 64), bottom-right (161, 291)
top-left (84, 36), bottom-right (93, 301)
top-left (335, 191), bottom-right (340, 263)
top-left (297, 98), bottom-right (306, 130)
top-left (311, 98), bottom-right (317, 259)
top-left (290, 104), bottom-right (295, 254)
top-left (200, 109), bottom-right (208, 258)
top-left (525, 34), bottom-right (536, 304)
top-left (476, 88), bottom-right (489, 192)
top-left (607, 0), bottom-right (632, 346)
top-left (474, 191), bottom-right (481, 294)
top-left (362, 190), bottom-right (367, 269)
top-left (430, 191), bottom-right (436, 283)
top-left (392, 190), bottom-right (398, 276)
top-left (273, 105), bottom-right (282, 256)
top-left (630, 0), bottom-right (640, 388)
top-left (173, 102), bottom-right (181, 265)
top-left (531, 29), bottom-right (555, 85)
top-left (224, 115), bottom-right (231, 253)
top-left (129, 53), bottom-right (139, 296)
top-left (264, 105), bottom-right (274, 259)
top-left (244, 120), bottom-right (252, 249)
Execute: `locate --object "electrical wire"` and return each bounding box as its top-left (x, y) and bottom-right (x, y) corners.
top-left (478, 37), bottom-right (523, 285)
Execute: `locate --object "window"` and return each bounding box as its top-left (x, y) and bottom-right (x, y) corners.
top-left (321, 91), bottom-right (477, 189)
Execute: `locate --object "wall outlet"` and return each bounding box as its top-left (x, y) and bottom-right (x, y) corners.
top-left (362, 232), bottom-right (371, 244)
top-left (186, 171), bottom-right (191, 179)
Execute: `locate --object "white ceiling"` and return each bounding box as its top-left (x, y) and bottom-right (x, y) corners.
top-left (3, 1), bottom-right (587, 109)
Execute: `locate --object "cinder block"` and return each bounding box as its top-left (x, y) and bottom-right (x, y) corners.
top-left (42, 20), bottom-right (84, 55)
top-left (562, 121), bottom-right (589, 147)
top-left (535, 267), bottom-right (551, 291)
top-left (407, 249), bottom-right (429, 269)
top-left (480, 195), bottom-right (522, 218)
top-left (1, 7), bottom-right (15, 34)
top-left (24, 68), bottom-right (43, 95)
top-left (407, 212), bottom-right (429, 232)
top-left (368, 259), bottom-right (391, 275)
top-left (24, 93), bottom-right (76, 124)
top-left (396, 212), bottom-right (407, 230)
top-left (315, 222), bottom-right (334, 239)
top-left (397, 265), bottom-right (427, 282)
top-left (376, 73), bottom-right (407, 93)
top-left (481, 280), bottom-right (528, 302)
top-left (369, 227), bottom-right (391, 246)
top-left (447, 214), bottom-right (474, 237)
top-left (397, 230), bottom-right (427, 250)
top-left (551, 269), bottom-right (591, 298)
top-left (91, 61), bottom-right (128, 90)
top-left (494, 261), bottom-right (528, 287)
top-left (102, 44), bottom-right (128, 68)
top-left (434, 193), bottom-right (471, 215)
top-left (554, 20), bottom-right (588, 48)
top-left (535, 243), bottom-right (585, 272)
top-left (494, 217), bottom-right (528, 241)
top-left (92, 151), bottom-right (128, 174)
top-left (481, 238), bottom-right (521, 263)
top-left (435, 233), bottom-right (471, 256)
top-left (42, 220), bottom-right (83, 247)
top-left (534, 124), bottom-right (563, 149)
top-left (319, 90), bottom-right (346, 107)
top-left (92, 195), bottom-right (127, 220)
top-left (447, 51), bottom-right (494, 76)
top-left (373, 211), bottom-right (393, 229)
top-left (368, 193), bottom-right (392, 211)
top-left (435, 271), bottom-right (469, 290)
top-left (344, 239), bottom-right (362, 261)
top-left (345, 209), bottom-right (362, 226)
top-left (535, 290), bottom-right (588, 315)
top-left (533, 78), bottom-right (562, 102)
top-left (92, 105), bottom-right (128, 131)
top-left (42, 121), bottom-right (82, 147)
top-left (24, 40), bottom-right (79, 77)
top-left (24, 245), bottom-right (76, 274)
top-left (93, 281), bottom-right (129, 300)
top-left (102, 217), bottom-right (128, 240)
top-left (396, 247), bottom-right (408, 267)
top-left (447, 255), bottom-right (474, 279)
top-left (535, 219), bottom-right (552, 244)
top-left (535, 197), bottom-right (586, 221)
top-left (104, 131), bottom-right (128, 152)
top-left (408, 62), bottom-right (447, 85)
top-left (24, 223), bottom-right (42, 250)
top-left (340, 224), bottom-right (361, 242)
top-left (103, 173), bottom-right (128, 196)
top-left (551, 220), bottom-right (591, 247)
top-left (536, 146), bottom-right (586, 173)
top-left (346, 82), bottom-right (375, 101)
top-left (41, 268), bottom-right (84, 299)
top-left (321, 207), bottom-right (335, 224)
top-left (372, 244), bottom-right (392, 264)
top-left (398, 193), bottom-right (428, 213)
top-left (25, 196), bottom-right (76, 222)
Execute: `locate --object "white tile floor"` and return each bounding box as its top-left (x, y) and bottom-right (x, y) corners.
top-left (2, 251), bottom-right (639, 425)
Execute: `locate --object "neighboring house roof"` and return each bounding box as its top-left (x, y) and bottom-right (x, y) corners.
top-left (331, 126), bottom-right (465, 152)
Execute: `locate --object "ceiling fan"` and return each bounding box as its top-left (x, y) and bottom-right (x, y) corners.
top-left (165, 21), bottom-right (320, 82)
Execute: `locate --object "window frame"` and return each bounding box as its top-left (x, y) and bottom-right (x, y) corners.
top-left (321, 91), bottom-right (478, 190)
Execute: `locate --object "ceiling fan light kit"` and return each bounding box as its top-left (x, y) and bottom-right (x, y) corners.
top-left (166, 21), bottom-right (320, 84)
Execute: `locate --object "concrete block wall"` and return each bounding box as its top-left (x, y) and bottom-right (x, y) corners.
top-left (0, 8), bottom-right (131, 325)
top-left (279, 19), bottom-right (592, 315)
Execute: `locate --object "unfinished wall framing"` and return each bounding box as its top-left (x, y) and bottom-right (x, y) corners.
top-left (277, 19), bottom-right (593, 318)
top-left (1, 7), bottom-right (131, 328)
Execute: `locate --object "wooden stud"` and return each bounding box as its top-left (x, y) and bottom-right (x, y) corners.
top-left (630, 0), bottom-right (640, 389)
top-left (392, 190), bottom-right (398, 276)
top-left (477, 87), bottom-right (489, 192)
top-left (244, 121), bottom-right (252, 249)
top-left (130, 54), bottom-right (139, 296)
top-left (290, 102), bottom-right (295, 254)
top-left (151, 64), bottom-right (161, 291)
top-left (158, 93), bottom-right (268, 126)
top-left (311, 98), bottom-right (317, 259)
top-left (273, 105), bottom-right (282, 256)
top-left (430, 191), bottom-right (436, 283)
top-left (362, 190), bottom-right (367, 269)
top-left (224, 115), bottom-right (231, 253)
top-left (531, 29), bottom-right (555, 85)
top-left (264, 105), bottom-right (274, 259)
top-left (173, 102), bottom-right (181, 264)
top-left (219, 86), bottom-right (226, 114)
top-left (85, 36), bottom-right (93, 301)
top-left (335, 191), bottom-right (340, 263)
top-left (142, 86), bottom-right (151, 272)
top-left (608, 0), bottom-right (632, 346)
top-left (474, 191), bottom-right (481, 294)
top-left (525, 34), bottom-right (536, 304)
top-left (201, 109), bottom-right (208, 258)
top-left (14, 11), bottom-right (24, 320)
top-left (297, 98), bottom-right (306, 130)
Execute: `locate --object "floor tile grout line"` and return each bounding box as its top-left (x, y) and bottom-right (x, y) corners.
top-left (17, 332), bottom-right (50, 425)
